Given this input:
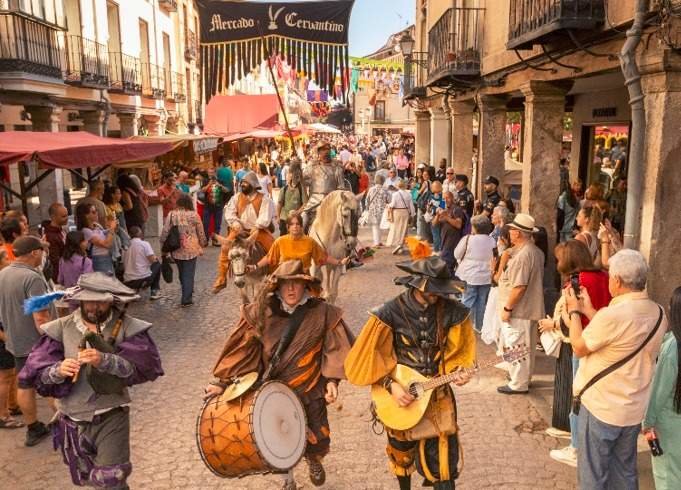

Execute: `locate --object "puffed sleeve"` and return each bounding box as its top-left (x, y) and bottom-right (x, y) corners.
top-left (321, 318), bottom-right (355, 381)
top-left (443, 316), bottom-right (477, 373)
top-left (213, 314), bottom-right (264, 381)
top-left (344, 315), bottom-right (396, 386)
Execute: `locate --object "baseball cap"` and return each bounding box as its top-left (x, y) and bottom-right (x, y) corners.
top-left (484, 175), bottom-right (500, 186)
top-left (12, 236), bottom-right (48, 257)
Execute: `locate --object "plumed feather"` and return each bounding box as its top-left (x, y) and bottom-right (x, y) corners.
top-left (405, 236), bottom-right (432, 260)
top-left (23, 291), bottom-right (65, 314)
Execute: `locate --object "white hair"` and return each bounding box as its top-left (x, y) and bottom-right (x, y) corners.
top-left (608, 249), bottom-right (648, 291)
top-left (493, 206), bottom-right (512, 224)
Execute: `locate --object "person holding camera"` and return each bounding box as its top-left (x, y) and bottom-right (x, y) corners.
top-left (565, 249), bottom-right (667, 488)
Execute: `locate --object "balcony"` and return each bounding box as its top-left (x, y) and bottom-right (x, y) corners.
top-left (426, 7), bottom-right (483, 88)
top-left (402, 52), bottom-right (428, 101)
top-left (0, 11), bottom-right (64, 79)
top-left (65, 35), bottom-right (109, 89)
top-left (141, 62), bottom-right (165, 99)
top-left (159, 0), bottom-right (178, 13)
top-left (109, 53), bottom-right (141, 95)
top-left (507, 0), bottom-right (605, 50)
top-left (169, 71), bottom-right (186, 102)
top-left (185, 31), bottom-right (197, 61)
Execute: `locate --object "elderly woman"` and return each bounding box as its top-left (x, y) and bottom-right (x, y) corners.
top-left (385, 179), bottom-right (415, 254)
top-left (364, 174), bottom-right (390, 248)
top-left (490, 205), bottom-right (513, 241)
top-left (455, 214), bottom-right (497, 333)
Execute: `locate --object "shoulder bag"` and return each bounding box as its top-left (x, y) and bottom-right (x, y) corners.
top-left (572, 305), bottom-right (664, 415)
top-left (161, 212), bottom-right (181, 254)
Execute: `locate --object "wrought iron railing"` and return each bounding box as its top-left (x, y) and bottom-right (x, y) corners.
top-left (508, 0), bottom-right (604, 49)
top-left (65, 35), bottom-right (109, 88)
top-left (403, 51), bottom-right (428, 100)
top-left (427, 7), bottom-right (483, 83)
top-left (185, 30), bottom-right (197, 60)
top-left (169, 71), bottom-right (186, 102)
top-left (0, 11), bottom-right (64, 78)
top-left (109, 52), bottom-right (141, 94)
top-left (141, 62), bottom-right (166, 99)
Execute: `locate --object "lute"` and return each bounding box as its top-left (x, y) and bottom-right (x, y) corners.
top-left (371, 344), bottom-right (529, 431)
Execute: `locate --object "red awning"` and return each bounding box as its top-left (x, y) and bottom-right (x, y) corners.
top-left (0, 131), bottom-right (174, 169)
top-left (204, 95), bottom-right (280, 136)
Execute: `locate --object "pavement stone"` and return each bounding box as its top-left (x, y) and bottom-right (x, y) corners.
top-left (0, 229), bottom-right (586, 489)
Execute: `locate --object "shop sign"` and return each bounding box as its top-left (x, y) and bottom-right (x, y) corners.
top-left (192, 137), bottom-right (219, 155)
top-left (592, 107), bottom-right (617, 118)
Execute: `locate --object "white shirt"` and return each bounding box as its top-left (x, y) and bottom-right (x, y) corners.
top-left (339, 149), bottom-right (352, 164)
top-left (123, 238), bottom-right (155, 282)
top-left (389, 190), bottom-right (415, 215)
top-left (454, 234), bottom-right (496, 285)
top-left (383, 176), bottom-right (402, 190)
top-left (442, 179), bottom-right (458, 196)
top-left (223, 193), bottom-right (273, 231)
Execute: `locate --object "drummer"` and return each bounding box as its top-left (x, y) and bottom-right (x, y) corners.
top-left (205, 260), bottom-right (354, 489)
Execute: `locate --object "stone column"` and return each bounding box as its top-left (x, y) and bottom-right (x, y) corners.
top-left (118, 112), bottom-right (141, 138)
top-left (24, 105), bottom-right (64, 220)
top-left (414, 110), bottom-right (431, 165)
top-left (79, 109), bottom-right (106, 136)
top-left (638, 68), bottom-right (681, 303)
top-left (449, 99), bottom-right (476, 177)
top-left (430, 104), bottom-right (451, 167)
top-left (477, 95), bottom-right (507, 196)
top-left (143, 114), bottom-right (163, 136)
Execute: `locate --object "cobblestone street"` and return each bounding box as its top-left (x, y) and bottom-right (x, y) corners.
top-left (1, 231), bottom-right (578, 489)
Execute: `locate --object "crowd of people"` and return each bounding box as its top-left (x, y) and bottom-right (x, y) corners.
top-left (0, 129), bottom-right (678, 490)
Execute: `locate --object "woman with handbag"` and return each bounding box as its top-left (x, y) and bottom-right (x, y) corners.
top-left (363, 174), bottom-right (390, 248)
top-left (160, 194), bottom-right (207, 307)
top-left (385, 180), bottom-right (415, 254)
top-left (539, 239), bottom-right (610, 467)
top-left (415, 168), bottom-right (432, 242)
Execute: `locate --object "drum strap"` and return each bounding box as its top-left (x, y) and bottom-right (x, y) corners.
top-left (263, 301), bottom-right (312, 381)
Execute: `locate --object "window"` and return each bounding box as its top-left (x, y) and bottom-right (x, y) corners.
top-left (374, 101), bottom-right (386, 122)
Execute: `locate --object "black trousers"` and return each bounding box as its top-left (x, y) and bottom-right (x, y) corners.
top-left (388, 433), bottom-right (459, 486)
top-left (124, 261), bottom-right (161, 292)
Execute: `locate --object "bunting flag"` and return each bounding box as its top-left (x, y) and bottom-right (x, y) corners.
top-left (197, 0), bottom-right (354, 103)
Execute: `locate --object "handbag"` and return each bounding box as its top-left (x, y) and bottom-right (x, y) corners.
top-left (572, 306), bottom-right (664, 415)
top-left (161, 213), bottom-right (181, 254)
top-left (540, 330), bottom-right (563, 358)
top-left (161, 256), bottom-right (174, 283)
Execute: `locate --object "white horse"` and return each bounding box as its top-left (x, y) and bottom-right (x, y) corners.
top-left (227, 234), bottom-right (268, 304)
top-left (309, 190), bottom-right (360, 304)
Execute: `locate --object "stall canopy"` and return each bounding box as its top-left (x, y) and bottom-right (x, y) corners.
top-left (128, 134), bottom-right (221, 166)
top-left (0, 131), bottom-right (174, 168)
top-left (204, 94), bottom-right (280, 136)
top-left (304, 123), bottom-right (342, 134)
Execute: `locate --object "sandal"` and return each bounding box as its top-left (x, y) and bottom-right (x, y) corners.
top-left (0, 416), bottom-right (25, 429)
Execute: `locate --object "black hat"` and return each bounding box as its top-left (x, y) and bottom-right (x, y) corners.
top-left (394, 257), bottom-right (465, 296)
top-left (454, 174), bottom-right (468, 185)
top-left (484, 175), bottom-right (500, 186)
top-left (12, 236), bottom-right (48, 257)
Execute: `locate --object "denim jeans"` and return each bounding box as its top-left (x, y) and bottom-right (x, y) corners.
top-left (570, 356), bottom-right (580, 448)
top-left (175, 258), bottom-right (197, 305)
top-left (431, 223), bottom-right (442, 252)
top-left (92, 255), bottom-right (114, 275)
top-left (577, 405), bottom-right (640, 490)
top-left (461, 284), bottom-right (491, 333)
top-left (202, 205), bottom-right (223, 239)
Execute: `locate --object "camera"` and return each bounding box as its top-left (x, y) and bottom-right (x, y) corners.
top-left (570, 273), bottom-right (581, 297)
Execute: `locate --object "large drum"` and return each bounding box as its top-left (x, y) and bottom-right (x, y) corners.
top-left (196, 380), bottom-right (308, 478)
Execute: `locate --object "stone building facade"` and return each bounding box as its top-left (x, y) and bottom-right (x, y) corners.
top-left (0, 0), bottom-right (202, 210)
top-left (405, 0), bottom-right (681, 303)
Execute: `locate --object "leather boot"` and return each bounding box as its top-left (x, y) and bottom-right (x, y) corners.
top-left (397, 475), bottom-right (411, 490)
top-left (212, 246), bottom-right (230, 293)
top-left (433, 480), bottom-right (454, 490)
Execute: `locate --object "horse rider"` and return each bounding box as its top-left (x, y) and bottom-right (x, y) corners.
top-left (19, 272), bottom-right (164, 489)
top-left (205, 260), bottom-right (355, 490)
top-left (301, 141), bottom-right (347, 229)
top-left (213, 171), bottom-right (275, 293)
top-left (344, 256), bottom-right (476, 490)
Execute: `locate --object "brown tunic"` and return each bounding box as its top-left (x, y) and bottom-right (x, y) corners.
top-left (213, 297), bottom-right (354, 403)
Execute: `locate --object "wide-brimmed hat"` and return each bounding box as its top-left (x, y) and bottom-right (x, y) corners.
top-left (240, 171), bottom-right (261, 190)
top-left (267, 260), bottom-right (320, 287)
top-left (69, 272), bottom-right (140, 303)
top-left (316, 141), bottom-right (331, 151)
top-left (508, 213), bottom-right (539, 233)
top-left (394, 256), bottom-right (465, 296)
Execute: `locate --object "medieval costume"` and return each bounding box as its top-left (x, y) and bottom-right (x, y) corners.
top-left (345, 257), bottom-right (476, 490)
top-left (209, 260), bottom-right (354, 488)
top-left (214, 171), bottom-right (275, 292)
top-left (19, 273), bottom-right (164, 489)
top-left (301, 142), bottom-right (347, 227)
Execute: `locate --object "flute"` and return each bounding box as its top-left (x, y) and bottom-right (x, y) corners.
top-left (71, 336), bottom-right (87, 384)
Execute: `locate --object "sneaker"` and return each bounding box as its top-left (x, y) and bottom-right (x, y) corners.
top-left (150, 290), bottom-right (162, 300)
top-left (181, 301), bottom-right (194, 308)
top-left (550, 445), bottom-right (577, 467)
top-left (25, 421), bottom-right (50, 447)
top-left (306, 458), bottom-right (326, 487)
top-left (545, 427), bottom-right (571, 439)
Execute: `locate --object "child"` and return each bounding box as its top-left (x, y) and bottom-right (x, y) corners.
top-left (427, 180), bottom-right (445, 253)
top-left (58, 230), bottom-right (93, 288)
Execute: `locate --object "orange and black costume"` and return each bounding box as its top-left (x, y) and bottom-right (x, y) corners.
top-left (212, 295), bottom-right (354, 460)
top-left (345, 257), bottom-right (476, 490)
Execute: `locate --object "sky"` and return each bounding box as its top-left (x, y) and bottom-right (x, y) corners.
top-left (347, 0), bottom-right (415, 57)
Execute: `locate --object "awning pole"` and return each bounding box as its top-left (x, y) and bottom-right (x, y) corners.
top-left (17, 162), bottom-right (29, 218)
top-left (257, 22), bottom-right (296, 150)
